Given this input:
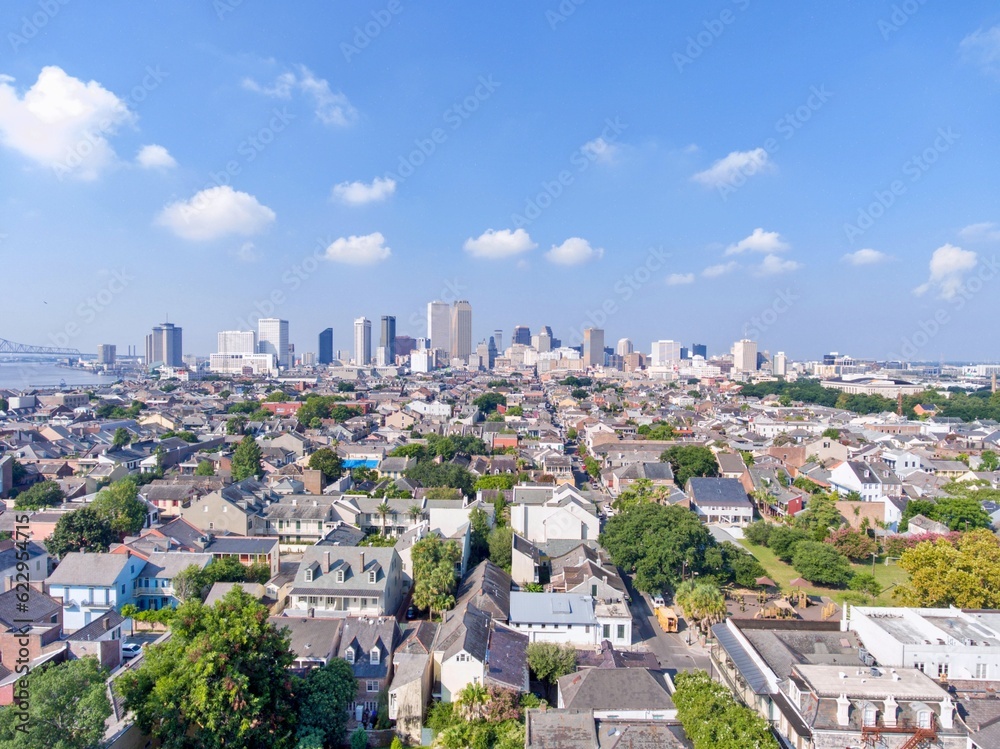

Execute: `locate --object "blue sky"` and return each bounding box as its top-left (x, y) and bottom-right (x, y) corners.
top-left (1, 1), bottom-right (999, 362)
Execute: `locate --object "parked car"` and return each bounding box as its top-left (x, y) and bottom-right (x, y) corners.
top-left (122, 642), bottom-right (142, 658)
top-left (652, 594), bottom-right (666, 608)
top-left (406, 605), bottom-right (417, 620)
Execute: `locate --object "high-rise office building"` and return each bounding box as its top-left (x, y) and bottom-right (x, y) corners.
top-left (532, 332), bottom-right (552, 353)
top-left (450, 301), bottom-right (473, 361)
top-left (512, 326), bottom-right (531, 346)
top-left (217, 330), bottom-right (257, 354)
top-left (732, 339), bottom-right (759, 373)
top-left (380, 316), bottom-right (396, 362)
top-left (691, 343), bottom-right (708, 359)
top-left (96, 344), bottom-right (116, 365)
top-left (492, 330), bottom-right (503, 354)
top-left (258, 318), bottom-right (289, 368)
top-left (145, 322), bottom-right (182, 367)
top-left (651, 340), bottom-right (682, 368)
top-left (395, 335), bottom-right (417, 358)
top-left (583, 328), bottom-right (605, 368)
top-left (427, 301), bottom-right (451, 354)
top-left (318, 328), bottom-right (333, 364)
top-left (774, 351), bottom-right (787, 376)
top-left (616, 338), bottom-right (633, 357)
top-left (354, 317), bottom-right (372, 365)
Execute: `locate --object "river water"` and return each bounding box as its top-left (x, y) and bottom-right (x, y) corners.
top-left (0, 362), bottom-right (121, 390)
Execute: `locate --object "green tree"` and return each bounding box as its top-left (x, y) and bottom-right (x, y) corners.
top-left (194, 460), bottom-right (216, 476)
top-left (0, 657), bottom-right (111, 749)
top-left (674, 580), bottom-right (727, 632)
top-left (293, 658), bottom-right (357, 749)
top-left (474, 474), bottom-right (517, 492)
top-left (791, 541), bottom-right (854, 586)
top-left (349, 728), bottom-right (367, 749)
top-left (660, 445), bottom-right (719, 486)
top-left (172, 564), bottom-right (210, 602)
top-left (468, 507), bottom-right (492, 566)
top-left (827, 527), bottom-right (878, 562)
top-left (566, 427), bottom-right (578, 440)
top-left (46, 507), bottom-right (118, 558)
top-left (226, 415), bottom-right (248, 435)
top-left (0, 398), bottom-right (7, 412)
top-left (119, 589), bottom-right (296, 749)
top-left (821, 427), bottom-right (841, 439)
top-left (767, 525), bottom-right (811, 562)
top-left (308, 448), bottom-right (343, 481)
top-left (849, 572), bottom-right (881, 600)
top-left (795, 494), bottom-right (844, 540)
top-left (112, 427), bottom-right (132, 449)
top-left (375, 501), bottom-right (392, 536)
top-left (981, 450), bottom-right (1000, 472)
top-left (472, 392), bottom-right (507, 414)
top-left (231, 434), bottom-right (264, 481)
top-left (405, 462), bottom-right (474, 496)
top-left (488, 526), bottom-right (513, 571)
top-left (525, 642), bottom-right (577, 684)
top-left (896, 529), bottom-right (1000, 607)
top-left (13, 480), bottom-right (64, 510)
top-left (673, 670), bottom-right (778, 749)
top-left (92, 476), bottom-right (146, 536)
top-left (411, 536), bottom-right (462, 617)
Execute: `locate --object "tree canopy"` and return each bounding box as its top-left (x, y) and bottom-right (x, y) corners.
top-left (660, 446), bottom-right (719, 486)
top-left (673, 670), bottom-right (779, 749)
top-left (411, 535), bottom-right (462, 616)
top-left (13, 480), bottom-right (64, 510)
top-left (791, 540), bottom-right (854, 587)
top-left (292, 658), bottom-right (357, 749)
top-left (231, 434), bottom-right (264, 481)
top-left (119, 589), bottom-right (296, 749)
top-left (472, 392), bottom-right (507, 414)
top-left (92, 476), bottom-right (147, 536)
top-left (47, 506), bottom-right (119, 558)
top-left (896, 529), bottom-right (1000, 607)
top-left (307, 448), bottom-right (343, 481)
top-left (525, 642), bottom-right (577, 684)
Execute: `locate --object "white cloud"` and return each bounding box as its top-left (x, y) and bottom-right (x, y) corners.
top-left (0, 66), bottom-right (135, 180)
top-left (233, 242), bottom-right (260, 262)
top-left (243, 65), bottom-right (357, 126)
top-left (914, 243), bottom-right (978, 299)
top-left (323, 232), bottom-right (391, 265)
top-left (332, 176), bottom-right (396, 205)
top-left (666, 273), bottom-right (695, 286)
top-left (136, 144), bottom-right (176, 169)
top-left (156, 186), bottom-right (276, 241)
top-left (581, 137), bottom-right (620, 164)
top-left (960, 25), bottom-right (1000, 75)
top-left (463, 228), bottom-right (536, 260)
top-left (702, 261), bottom-right (738, 278)
top-left (756, 254), bottom-right (802, 276)
top-left (545, 237), bottom-right (604, 266)
top-left (725, 228), bottom-right (789, 256)
top-left (959, 221), bottom-right (1000, 243)
top-left (843, 248), bottom-right (889, 266)
top-left (692, 148), bottom-right (772, 187)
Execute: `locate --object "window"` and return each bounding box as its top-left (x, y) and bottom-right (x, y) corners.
top-left (345, 648), bottom-right (355, 664)
top-left (591, 584), bottom-right (598, 597)
top-left (617, 624), bottom-right (626, 640)
top-left (937, 662), bottom-right (949, 679)
top-left (976, 663), bottom-right (988, 679)
top-left (371, 648), bottom-right (380, 665)
top-left (914, 662), bottom-right (926, 674)
top-left (863, 705), bottom-right (877, 727)
top-left (603, 624), bottom-right (610, 639)
top-left (336, 570), bottom-right (345, 583)
top-left (369, 571), bottom-right (377, 584)
top-left (917, 710), bottom-right (932, 729)
top-left (367, 681), bottom-right (379, 692)
top-left (304, 569), bottom-right (313, 582)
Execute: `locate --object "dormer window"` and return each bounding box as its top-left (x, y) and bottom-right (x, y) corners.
top-left (368, 571), bottom-right (377, 584)
top-left (345, 647), bottom-right (355, 664)
top-left (336, 569), bottom-right (345, 584)
top-left (863, 704), bottom-right (877, 727)
top-left (371, 648), bottom-right (380, 665)
top-left (304, 568), bottom-right (313, 582)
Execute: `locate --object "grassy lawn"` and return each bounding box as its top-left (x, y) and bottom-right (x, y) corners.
top-left (738, 539), bottom-right (909, 606)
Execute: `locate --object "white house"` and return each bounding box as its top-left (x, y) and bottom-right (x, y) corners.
top-left (510, 484), bottom-right (600, 543)
top-left (829, 460), bottom-right (903, 501)
top-left (507, 592), bottom-right (631, 648)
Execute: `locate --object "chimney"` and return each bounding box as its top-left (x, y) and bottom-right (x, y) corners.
top-left (104, 617), bottom-right (112, 631)
top-left (940, 696), bottom-right (955, 729)
top-left (360, 551), bottom-right (365, 572)
top-left (883, 695), bottom-right (898, 727)
top-left (323, 551), bottom-right (331, 573)
top-left (836, 694), bottom-right (850, 726)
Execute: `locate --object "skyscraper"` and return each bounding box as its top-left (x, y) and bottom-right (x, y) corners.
top-left (318, 328), bottom-right (333, 365)
top-left (145, 322), bottom-right (182, 367)
top-left (96, 344), bottom-right (116, 365)
top-left (427, 301), bottom-right (451, 354)
top-left (583, 328), bottom-right (605, 368)
top-left (258, 318), bottom-right (289, 368)
top-left (616, 338), bottom-right (634, 357)
top-left (217, 330), bottom-right (257, 354)
top-left (354, 317), bottom-right (372, 365)
top-left (532, 332), bottom-right (552, 353)
top-left (380, 316), bottom-right (396, 362)
top-left (732, 339), bottom-right (758, 373)
top-left (450, 301), bottom-right (473, 361)
top-left (651, 340), bottom-right (682, 368)
top-left (691, 343), bottom-right (708, 359)
top-left (512, 326), bottom-right (531, 346)
top-left (493, 329), bottom-right (503, 353)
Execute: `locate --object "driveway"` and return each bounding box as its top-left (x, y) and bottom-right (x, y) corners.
top-left (623, 573), bottom-right (713, 675)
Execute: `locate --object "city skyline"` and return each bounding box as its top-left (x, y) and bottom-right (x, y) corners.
top-left (1, 4), bottom-right (999, 360)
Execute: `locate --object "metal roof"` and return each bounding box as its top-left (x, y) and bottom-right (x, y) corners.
top-left (711, 622), bottom-right (770, 695)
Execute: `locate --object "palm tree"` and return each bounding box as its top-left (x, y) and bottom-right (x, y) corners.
top-left (456, 682), bottom-right (489, 721)
top-left (408, 503), bottom-right (423, 526)
top-left (376, 501), bottom-right (392, 536)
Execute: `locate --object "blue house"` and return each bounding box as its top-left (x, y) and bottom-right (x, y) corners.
top-left (135, 552), bottom-right (213, 611)
top-left (45, 551), bottom-right (142, 632)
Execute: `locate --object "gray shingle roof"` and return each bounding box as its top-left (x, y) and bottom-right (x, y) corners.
top-left (47, 551), bottom-right (135, 587)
